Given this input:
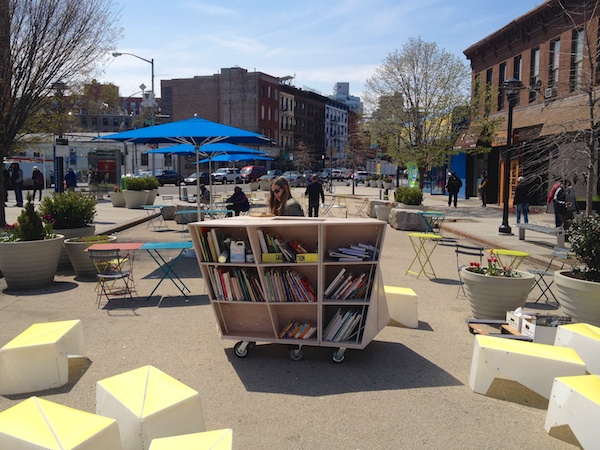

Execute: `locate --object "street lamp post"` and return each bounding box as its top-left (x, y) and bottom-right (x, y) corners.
top-left (498, 77), bottom-right (523, 235)
top-left (112, 51), bottom-right (156, 174)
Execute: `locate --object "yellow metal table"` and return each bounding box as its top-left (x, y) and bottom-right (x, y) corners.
top-left (406, 232), bottom-right (442, 279)
top-left (487, 249), bottom-right (529, 270)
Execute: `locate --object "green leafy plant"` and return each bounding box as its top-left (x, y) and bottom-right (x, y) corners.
top-left (1, 193), bottom-right (55, 241)
top-left (39, 191), bottom-right (96, 229)
top-left (144, 176), bottom-right (160, 190)
top-left (66, 234), bottom-right (112, 243)
top-left (395, 186), bottom-right (423, 205)
top-left (383, 176), bottom-right (393, 183)
top-left (466, 250), bottom-right (521, 278)
top-left (567, 214), bottom-right (600, 282)
top-left (124, 176), bottom-right (147, 191)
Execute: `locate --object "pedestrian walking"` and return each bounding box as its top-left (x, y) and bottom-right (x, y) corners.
top-left (305, 174), bottom-right (325, 217)
top-left (478, 170), bottom-right (488, 207)
top-left (548, 179), bottom-right (562, 227)
top-left (513, 176), bottom-right (529, 224)
top-left (446, 172), bottom-right (462, 207)
top-left (32, 166), bottom-right (44, 201)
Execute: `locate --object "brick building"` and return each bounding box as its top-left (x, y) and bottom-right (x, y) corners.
top-left (463, 0), bottom-right (600, 204)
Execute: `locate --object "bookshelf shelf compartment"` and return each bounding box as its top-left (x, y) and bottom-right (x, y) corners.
top-left (190, 217), bottom-right (389, 362)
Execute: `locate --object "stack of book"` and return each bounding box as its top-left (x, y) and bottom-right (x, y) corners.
top-left (197, 228), bottom-right (233, 263)
top-left (278, 321), bottom-right (317, 339)
top-left (323, 268), bottom-right (374, 300)
top-left (207, 267), bottom-right (265, 302)
top-left (328, 242), bottom-right (378, 262)
top-left (322, 308), bottom-right (363, 342)
top-left (264, 268), bottom-right (317, 302)
top-left (258, 229), bottom-right (315, 263)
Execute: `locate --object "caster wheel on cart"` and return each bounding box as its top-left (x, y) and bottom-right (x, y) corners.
top-left (288, 346), bottom-right (303, 361)
top-left (234, 341), bottom-right (249, 358)
top-left (247, 341), bottom-right (256, 350)
top-left (332, 349), bottom-right (346, 363)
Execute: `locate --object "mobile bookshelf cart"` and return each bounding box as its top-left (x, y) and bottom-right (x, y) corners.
top-left (188, 216), bottom-right (389, 363)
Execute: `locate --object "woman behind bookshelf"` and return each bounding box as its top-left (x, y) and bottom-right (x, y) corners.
top-left (268, 176), bottom-right (304, 216)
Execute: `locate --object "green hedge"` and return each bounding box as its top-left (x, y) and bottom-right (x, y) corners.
top-left (395, 186), bottom-right (423, 205)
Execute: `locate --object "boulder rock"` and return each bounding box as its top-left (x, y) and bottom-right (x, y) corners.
top-left (389, 208), bottom-right (427, 231)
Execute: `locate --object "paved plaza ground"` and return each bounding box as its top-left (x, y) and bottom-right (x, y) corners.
top-left (0, 186), bottom-right (578, 449)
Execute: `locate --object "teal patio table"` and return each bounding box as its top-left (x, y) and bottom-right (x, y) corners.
top-left (141, 241), bottom-right (193, 301)
top-left (417, 211), bottom-right (445, 235)
top-left (143, 204), bottom-right (169, 230)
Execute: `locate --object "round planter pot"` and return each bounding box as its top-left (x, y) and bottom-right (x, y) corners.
top-left (375, 205), bottom-right (392, 222)
top-left (55, 225), bottom-right (96, 269)
top-left (146, 189), bottom-right (158, 205)
top-left (383, 182), bottom-right (393, 190)
top-left (554, 269), bottom-right (600, 326)
top-left (461, 268), bottom-right (535, 319)
top-left (259, 180), bottom-right (272, 191)
top-left (109, 191), bottom-right (126, 207)
top-left (249, 182), bottom-right (259, 191)
top-left (64, 235), bottom-right (117, 279)
top-left (0, 235), bottom-right (64, 290)
top-left (123, 190), bottom-right (148, 209)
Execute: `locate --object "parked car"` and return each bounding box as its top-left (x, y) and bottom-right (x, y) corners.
top-left (240, 165), bottom-right (267, 182)
top-left (282, 170), bottom-right (307, 187)
top-left (183, 172), bottom-right (210, 185)
top-left (152, 169), bottom-right (181, 186)
top-left (257, 169), bottom-right (283, 183)
top-left (302, 170), bottom-right (313, 181)
top-left (212, 167), bottom-right (241, 184)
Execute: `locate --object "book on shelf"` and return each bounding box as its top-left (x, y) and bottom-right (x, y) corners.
top-left (324, 268), bottom-right (347, 297)
top-left (257, 229), bottom-right (269, 254)
top-left (324, 308), bottom-right (362, 342)
top-left (333, 312), bottom-right (362, 342)
top-left (323, 308), bottom-right (346, 341)
top-left (328, 241), bottom-right (378, 261)
top-left (264, 268), bottom-right (316, 302)
top-left (331, 274), bottom-right (354, 299)
top-left (279, 321), bottom-right (315, 339)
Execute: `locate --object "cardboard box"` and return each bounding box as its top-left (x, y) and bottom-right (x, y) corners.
top-left (262, 253), bottom-right (284, 263)
top-left (505, 310), bottom-right (537, 332)
top-left (296, 253), bottom-right (318, 263)
top-left (521, 315), bottom-right (572, 344)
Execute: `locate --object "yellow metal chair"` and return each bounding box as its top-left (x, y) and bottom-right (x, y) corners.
top-left (331, 196), bottom-right (348, 217)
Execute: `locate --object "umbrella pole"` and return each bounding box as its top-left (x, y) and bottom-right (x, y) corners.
top-left (196, 144), bottom-right (202, 222)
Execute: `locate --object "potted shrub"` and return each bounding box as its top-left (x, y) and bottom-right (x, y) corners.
top-left (64, 234), bottom-right (117, 279)
top-left (0, 193), bottom-right (64, 289)
top-left (109, 185), bottom-right (126, 207)
top-left (39, 191), bottom-right (97, 268)
top-left (383, 176), bottom-right (393, 190)
top-left (554, 214), bottom-right (600, 326)
top-left (123, 176), bottom-right (148, 209)
top-left (396, 186), bottom-right (423, 206)
top-left (461, 250), bottom-right (535, 319)
top-left (144, 176), bottom-right (160, 205)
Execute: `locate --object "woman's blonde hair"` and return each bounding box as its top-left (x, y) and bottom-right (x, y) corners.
top-left (268, 176), bottom-right (292, 216)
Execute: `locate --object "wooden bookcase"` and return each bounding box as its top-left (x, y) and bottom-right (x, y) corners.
top-left (188, 216), bottom-right (389, 362)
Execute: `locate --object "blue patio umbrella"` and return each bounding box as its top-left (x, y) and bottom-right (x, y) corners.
top-left (197, 153), bottom-right (273, 163)
top-left (101, 116), bottom-right (274, 215)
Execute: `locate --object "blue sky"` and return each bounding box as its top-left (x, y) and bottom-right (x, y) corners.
top-left (100, 0), bottom-right (543, 101)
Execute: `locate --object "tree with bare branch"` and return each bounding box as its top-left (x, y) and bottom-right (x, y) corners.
top-left (0, 0), bottom-right (121, 226)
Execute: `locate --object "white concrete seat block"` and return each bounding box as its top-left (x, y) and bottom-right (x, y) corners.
top-left (0, 320), bottom-right (84, 395)
top-left (0, 396), bottom-right (122, 450)
top-left (469, 335), bottom-right (586, 399)
top-left (96, 365), bottom-right (206, 450)
top-left (149, 429), bottom-right (233, 450)
top-left (384, 286), bottom-right (418, 328)
top-left (545, 375), bottom-right (600, 449)
top-left (554, 323), bottom-right (600, 374)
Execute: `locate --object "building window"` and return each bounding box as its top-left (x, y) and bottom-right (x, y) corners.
top-left (141, 153), bottom-right (148, 166)
top-left (498, 62), bottom-right (507, 110)
top-left (530, 48), bottom-right (540, 103)
top-left (549, 39), bottom-right (560, 96)
top-left (165, 155), bottom-right (172, 166)
top-left (570, 28), bottom-right (584, 91)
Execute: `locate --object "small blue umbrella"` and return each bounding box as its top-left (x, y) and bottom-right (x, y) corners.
top-left (197, 153), bottom-right (273, 163)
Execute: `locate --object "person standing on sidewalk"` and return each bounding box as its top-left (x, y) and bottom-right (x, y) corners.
top-left (32, 166), bottom-right (44, 201)
top-left (513, 176), bottom-right (529, 224)
top-left (305, 174), bottom-right (325, 217)
top-left (446, 172), bottom-right (462, 207)
top-left (10, 162), bottom-right (24, 207)
top-left (478, 170), bottom-right (488, 207)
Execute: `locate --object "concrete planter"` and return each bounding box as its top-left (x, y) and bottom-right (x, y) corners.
top-left (554, 270), bottom-right (600, 326)
top-left (146, 189), bottom-right (158, 205)
top-left (64, 235), bottom-right (117, 279)
top-left (0, 235), bottom-right (64, 290)
top-left (375, 205), bottom-right (392, 222)
top-left (461, 268), bottom-right (535, 319)
top-left (259, 180), bottom-right (272, 191)
top-left (249, 182), bottom-right (259, 191)
top-left (54, 225), bottom-right (96, 269)
top-left (109, 191), bottom-right (126, 207)
top-left (123, 190), bottom-right (148, 209)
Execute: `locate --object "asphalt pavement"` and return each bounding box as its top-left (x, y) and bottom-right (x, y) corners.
top-left (0, 185), bottom-right (577, 449)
